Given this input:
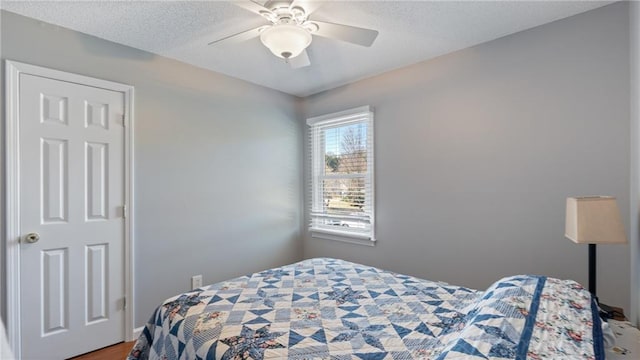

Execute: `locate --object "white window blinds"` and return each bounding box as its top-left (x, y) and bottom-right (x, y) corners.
top-left (307, 106), bottom-right (375, 242)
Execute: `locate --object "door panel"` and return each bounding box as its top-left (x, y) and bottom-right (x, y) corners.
top-left (86, 141), bottom-right (109, 220)
top-left (42, 248), bottom-right (68, 335)
top-left (86, 243), bottom-right (109, 324)
top-left (41, 94), bottom-right (68, 126)
top-left (19, 73), bottom-right (125, 359)
top-left (41, 138), bottom-right (69, 223)
top-left (84, 101), bottom-right (109, 130)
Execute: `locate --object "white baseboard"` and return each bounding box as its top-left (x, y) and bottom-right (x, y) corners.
top-left (132, 326), bottom-right (144, 341)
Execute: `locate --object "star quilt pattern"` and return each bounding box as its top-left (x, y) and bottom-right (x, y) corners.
top-left (128, 258), bottom-right (603, 359)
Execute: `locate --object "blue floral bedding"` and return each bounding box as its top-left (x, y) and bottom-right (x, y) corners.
top-left (128, 258), bottom-right (603, 360)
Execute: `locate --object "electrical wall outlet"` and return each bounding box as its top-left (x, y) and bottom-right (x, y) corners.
top-left (191, 275), bottom-right (203, 289)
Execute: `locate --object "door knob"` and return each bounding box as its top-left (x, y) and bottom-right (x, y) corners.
top-left (23, 232), bottom-right (40, 244)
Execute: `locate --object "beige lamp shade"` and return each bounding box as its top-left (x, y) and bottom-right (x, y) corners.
top-left (565, 196), bottom-right (628, 244)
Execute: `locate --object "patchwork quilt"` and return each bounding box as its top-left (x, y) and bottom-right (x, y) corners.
top-left (128, 258), bottom-right (603, 360)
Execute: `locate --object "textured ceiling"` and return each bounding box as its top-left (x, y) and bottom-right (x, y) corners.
top-left (1, 1), bottom-right (614, 97)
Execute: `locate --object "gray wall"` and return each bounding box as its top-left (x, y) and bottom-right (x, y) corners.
top-left (303, 2), bottom-right (632, 313)
top-left (0, 10), bottom-right (304, 327)
top-left (631, 0), bottom-right (640, 326)
top-left (1, 1), bottom-right (635, 330)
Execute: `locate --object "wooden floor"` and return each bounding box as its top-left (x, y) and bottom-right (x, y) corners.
top-left (70, 341), bottom-right (135, 360)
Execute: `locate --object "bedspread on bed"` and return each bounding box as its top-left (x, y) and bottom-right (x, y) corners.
top-left (128, 258), bottom-right (603, 360)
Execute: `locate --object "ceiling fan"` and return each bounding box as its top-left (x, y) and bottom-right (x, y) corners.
top-left (208, 0), bottom-right (379, 69)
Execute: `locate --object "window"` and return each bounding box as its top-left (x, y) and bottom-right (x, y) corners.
top-left (307, 106), bottom-right (374, 244)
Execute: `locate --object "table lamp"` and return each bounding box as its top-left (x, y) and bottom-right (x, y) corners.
top-left (565, 196), bottom-right (627, 315)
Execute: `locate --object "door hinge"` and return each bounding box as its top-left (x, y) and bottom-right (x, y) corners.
top-left (120, 115), bottom-right (126, 127)
top-left (123, 297), bottom-right (127, 310)
top-left (122, 205), bottom-right (127, 219)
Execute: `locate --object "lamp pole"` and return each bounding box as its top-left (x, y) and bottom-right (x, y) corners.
top-left (588, 243), bottom-right (596, 298)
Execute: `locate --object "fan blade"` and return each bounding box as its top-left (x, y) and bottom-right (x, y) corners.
top-left (290, 0), bottom-right (323, 16)
top-left (235, 1), bottom-right (274, 17)
top-left (289, 49), bottom-right (311, 69)
top-left (208, 25), bottom-right (269, 46)
top-left (311, 21), bottom-right (378, 47)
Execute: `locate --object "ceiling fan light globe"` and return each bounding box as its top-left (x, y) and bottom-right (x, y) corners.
top-left (260, 24), bottom-right (312, 59)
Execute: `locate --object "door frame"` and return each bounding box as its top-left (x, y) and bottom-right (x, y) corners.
top-left (3, 60), bottom-right (135, 357)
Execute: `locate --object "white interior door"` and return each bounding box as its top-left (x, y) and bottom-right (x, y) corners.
top-left (18, 73), bottom-right (125, 359)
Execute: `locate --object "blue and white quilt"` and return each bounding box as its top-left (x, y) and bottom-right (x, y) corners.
top-left (128, 258), bottom-right (603, 359)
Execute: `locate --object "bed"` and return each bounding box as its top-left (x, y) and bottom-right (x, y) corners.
top-left (127, 258), bottom-right (604, 359)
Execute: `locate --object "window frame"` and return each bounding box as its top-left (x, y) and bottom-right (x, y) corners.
top-left (307, 105), bottom-right (375, 245)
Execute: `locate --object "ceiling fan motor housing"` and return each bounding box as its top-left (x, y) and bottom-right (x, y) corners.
top-left (262, 0), bottom-right (308, 24)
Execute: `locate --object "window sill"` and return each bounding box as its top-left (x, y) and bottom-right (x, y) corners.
top-left (310, 228), bottom-right (376, 247)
